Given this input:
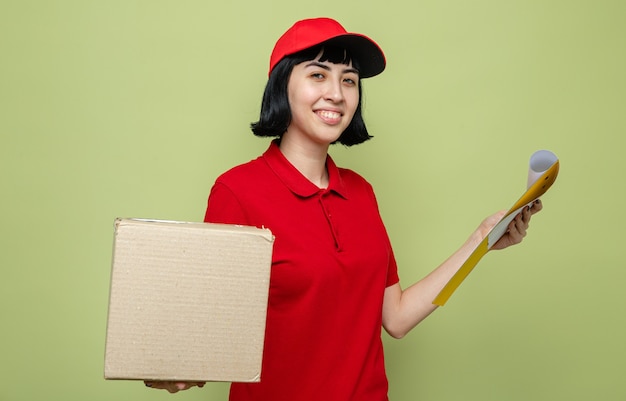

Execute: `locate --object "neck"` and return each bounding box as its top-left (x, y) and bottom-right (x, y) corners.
top-left (278, 136), bottom-right (329, 188)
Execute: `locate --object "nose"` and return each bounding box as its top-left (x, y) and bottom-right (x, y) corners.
top-left (324, 79), bottom-right (344, 103)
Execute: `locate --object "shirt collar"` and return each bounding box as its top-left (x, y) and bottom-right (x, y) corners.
top-left (262, 140), bottom-right (349, 199)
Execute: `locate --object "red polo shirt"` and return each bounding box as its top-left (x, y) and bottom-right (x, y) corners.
top-left (204, 141), bottom-right (399, 401)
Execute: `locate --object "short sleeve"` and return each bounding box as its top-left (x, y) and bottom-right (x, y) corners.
top-left (386, 248), bottom-right (400, 287)
top-left (364, 179), bottom-right (400, 288)
top-left (203, 182), bottom-right (248, 225)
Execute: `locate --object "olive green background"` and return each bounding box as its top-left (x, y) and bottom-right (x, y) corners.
top-left (1, 1), bottom-right (624, 400)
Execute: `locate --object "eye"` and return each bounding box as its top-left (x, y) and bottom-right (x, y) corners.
top-left (343, 76), bottom-right (359, 86)
top-left (310, 72), bottom-right (325, 80)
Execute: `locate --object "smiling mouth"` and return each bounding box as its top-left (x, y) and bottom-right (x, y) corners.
top-left (316, 110), bottom-right (342, 123)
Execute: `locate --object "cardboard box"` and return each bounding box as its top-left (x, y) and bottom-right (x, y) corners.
top-left (104, 218), bottom-right (274, 382)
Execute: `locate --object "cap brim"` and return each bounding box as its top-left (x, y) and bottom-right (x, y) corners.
top-left (322, 34), bottom-right (386, 78)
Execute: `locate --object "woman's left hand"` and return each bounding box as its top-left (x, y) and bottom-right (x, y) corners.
top-left (143, 381), bottom-right (205, 393)
top-left (483, 199), bottom-right (543, 251)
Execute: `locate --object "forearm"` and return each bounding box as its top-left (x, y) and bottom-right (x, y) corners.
top-left (382, 230), bottom-right (484, 338)
top-left (382, 204), bottom-right (539, 339)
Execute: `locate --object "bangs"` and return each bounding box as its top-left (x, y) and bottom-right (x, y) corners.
top-left (318, 46), bottom-right (357, 68)
top-left (296, 45), bottom-right (361, 73)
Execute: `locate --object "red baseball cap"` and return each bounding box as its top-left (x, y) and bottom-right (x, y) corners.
top-left (268, 18), bottom-right (386, 78)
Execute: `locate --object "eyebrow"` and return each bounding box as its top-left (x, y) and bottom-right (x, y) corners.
top-left (304, 61), bottom-right (360, 76)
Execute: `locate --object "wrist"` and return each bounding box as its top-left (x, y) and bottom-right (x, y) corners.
top-left (468, 227), bottom-right (486, 247)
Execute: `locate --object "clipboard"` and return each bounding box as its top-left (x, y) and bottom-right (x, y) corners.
top-left (432, 150), bottom-right (560, 306)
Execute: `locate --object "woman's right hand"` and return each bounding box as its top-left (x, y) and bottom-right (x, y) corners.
top-left (144, 381), bottom-right (205, 393)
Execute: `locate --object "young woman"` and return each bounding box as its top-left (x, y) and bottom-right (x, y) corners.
top-left (146, 17), bottom-right (542, 400)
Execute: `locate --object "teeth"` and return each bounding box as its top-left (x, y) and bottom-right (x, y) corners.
top-left (319, 110), bottom-right (340, 119)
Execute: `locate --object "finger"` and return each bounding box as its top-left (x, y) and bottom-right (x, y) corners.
top-left (144, 381), bottom-right (180, 393)
top-left (522, 206), bottom-right (532, 223)
top-left (144, 380), bottom-right (205, 392)
top-left (518, 209), bottom-right (530, 232)
top-left (507, 217), bottom-right (525, 244)
top-left (161, 381), bottom-right (178, 393)
top-left (517, 214), bottom-right (528, 238)
top-left (530, 199), bottom-right (543, 214)
top-left (144, 381), bottom-right (168, 390)
top-left (173, 382), bottom-right (205, 392)
top-left (517, 203), bottom-right (535, 226)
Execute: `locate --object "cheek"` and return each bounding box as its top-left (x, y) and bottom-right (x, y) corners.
top-left (346, 91), bottom-right (360, 117)
top-left (288, 87), bottom-right (317, 115)
top-left (346, 83), bottom-right (360, 103)
top-left (287, 93), bottom-right (305, 117)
